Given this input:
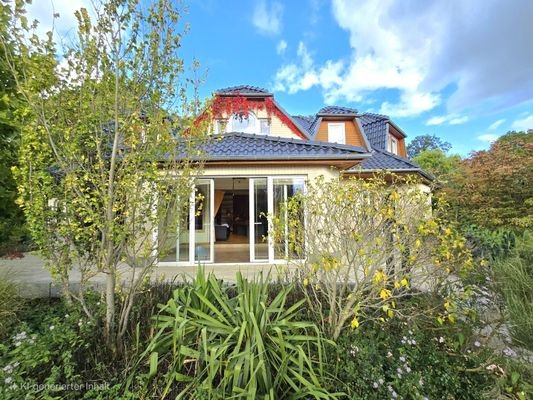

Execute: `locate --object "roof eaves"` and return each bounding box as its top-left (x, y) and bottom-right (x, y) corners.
top-left (389, 121), bottom-right (407, 138)
top-left (344, 167), bottom-right (434, 181)
top-left (355, 116), bottom-right (372, 151)
top-left (271, 99), bottom-right (312, 140)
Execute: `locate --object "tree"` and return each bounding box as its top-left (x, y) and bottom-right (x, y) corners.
top-left (0, 2), bottom-right (25, 255)
top-left (407, 134), bottom-right (452, 158)
top-left (447, 131), bottom-right (533, 230)
top-left (271, 175), bottom-right (473, 340)
top-left (1, 0), bottom-right (208, 350)
top-left (412, 149), bottom-right (462, 183)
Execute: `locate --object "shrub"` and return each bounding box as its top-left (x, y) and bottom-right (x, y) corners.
top-left (0, 276), bottom-right (22, 340)
top-left (493, 231), bottom-right (533, 350)
top-left (326, 296), bottom-right (533, 400)
top-left (129, 268), bottom-right (336, 399)
top-left (0, 300), bottom-right (101, 399)
top-left (271, 174), bottom-right (473, 339)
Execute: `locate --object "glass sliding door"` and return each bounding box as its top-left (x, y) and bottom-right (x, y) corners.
top-left (157, 193), bottom-right (191, 263)
top-left (157, 179), bottom-right (214, 265)
top-left (249, 178), bottom-right (269, 262)
top-left (273, 178), bottom-right (305, 260)
top-left (194, 179), bottom-right (214, 263)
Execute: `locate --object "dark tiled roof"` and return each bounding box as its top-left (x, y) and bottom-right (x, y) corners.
top-left (216, 85), bottom-right (271, 95)
top-left (291, 115), bottom-right (315, 132)
top-left (349, 148), bottom-right (432, 180)
top-left (359, 112), bottom-right (390, 150)
top-left (176, 132), bottom-right (368, 161)
top-left (318, 105), bottom-right (358, 115)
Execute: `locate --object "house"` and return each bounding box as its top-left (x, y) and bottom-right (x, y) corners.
top-left (157, 85), bottom-right (430, 266)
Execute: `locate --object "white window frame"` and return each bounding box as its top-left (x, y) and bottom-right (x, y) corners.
top-left (259, 118), bottom-right (271, 135)
top-left (215, 119), bottom-right (227, 134)
top-left (155, 175), bottom-right (306, 266)
top-left (328, 122), bottom-right (346, 144)
top-left (388, 135), bottom-right (398, 154)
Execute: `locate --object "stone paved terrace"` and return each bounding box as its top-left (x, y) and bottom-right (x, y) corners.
top-left (0, 253), bottom-right (286, 298)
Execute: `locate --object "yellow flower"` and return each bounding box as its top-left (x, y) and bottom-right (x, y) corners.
top-left (380, 288), bottom-right (392, 300)
top-left (358, 248), bottom-right (365, 257)
top-left (315, 283), bottom-right (320, 291)
top-left (444, 228), bottom-right (452, 236)
top-left (401, 278), bottom-right (409, 287)
top-left (351, 317), bottom-right (359, 329)
top-left (373, 270), bottom-right (386, 285)
top-left (303, 278), bottom-right (309, 287)
top-left (415, 239), bottom-right (421, 248)
top-left (394, 281), bottom-right (401, 289)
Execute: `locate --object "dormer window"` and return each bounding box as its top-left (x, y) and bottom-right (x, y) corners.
top-left (259, 118), bottom-right (271, 135)
top-left (231, 112), bottom-right (256, 133)
top-left (388, 135), bottom-right (398, 154)
top-left (328, 123), bottom-right (346, 144)
top-left (216, 119), bottom-right (227, 134)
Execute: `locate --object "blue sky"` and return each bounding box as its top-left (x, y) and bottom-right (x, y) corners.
top-left (29, 0), bottom-right (533, 156)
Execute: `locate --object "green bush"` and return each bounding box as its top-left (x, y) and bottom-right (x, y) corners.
top-left (325, 297), bottom-right (533, 400)
top-left (0, 298), bottom-right (112, 400)
top-left (493, 231), bottom-right (533, 350)
top-left (129, 268), bottom-right (336, 399)
top-left (0, 276), bottom-right (22, 340)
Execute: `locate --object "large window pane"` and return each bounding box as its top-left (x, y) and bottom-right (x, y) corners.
top-left (158, 196), bottom-right (190, 262)
top-left (253, 178), bottom-right (268, 260)
top-left (194, 182), bottom-right (211, 262)
top-left (273, 178), bottom-right (305, 260)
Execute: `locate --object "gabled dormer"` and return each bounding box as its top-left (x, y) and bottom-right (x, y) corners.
top-left (312, 106), bottom-right (370, 150)
top-left (211, 85), bottom-right (309, 140)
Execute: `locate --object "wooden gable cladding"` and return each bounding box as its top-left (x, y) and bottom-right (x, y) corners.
top-left (389, 124), bottom-right (407, 157)
top-left (315, 119), bottom-right (367, 149)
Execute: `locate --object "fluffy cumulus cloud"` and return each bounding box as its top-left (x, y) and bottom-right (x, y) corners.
top-left (477, 134), bottom-right (500, 143)
top-left (25, 0), bottom-right (93, 41)
top-left (426, 114), bottom-right (469, 126)
top-left (273, 0), bottom-right (533, 117)
top-left (511, 114), bottom-right (533, 131)
top-left (252, 0), bottom-right (283, 35)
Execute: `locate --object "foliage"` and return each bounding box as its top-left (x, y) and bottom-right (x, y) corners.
top-left (446, 131), bottom-right (533, 230)
top-left (493, 231), bottom-right (533, 351)
top-left (461, 225), bottom-right (517, 260)
top-left (129, 267), bottom-right (335, 399)
top-left (2, 0), bottom-right (208, 347)
top-left (326, 297), bottom-right (533, 400)
top-left (209, 95), bottom-right (303, 137)
top-left (412, 149), bottom-right (463, 184)
top-left (0, 297), bottom-right (109, 399)
top-left (0, 276), bottom-right (23, 340)
top-left (0, 2), bottom-right (26, 255)
top-left (407, 134), bottom-right (452, 158)
top-left (271, 174), bottom-right (473, 340)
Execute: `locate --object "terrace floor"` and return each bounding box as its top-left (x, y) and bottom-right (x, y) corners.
top-left (0, 252), bottom-right (290, 298)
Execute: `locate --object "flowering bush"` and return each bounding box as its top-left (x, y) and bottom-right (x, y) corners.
top-left (271, 174), bottom-right (474, 339)
top-left (0, 299), bottom-right (107, 399)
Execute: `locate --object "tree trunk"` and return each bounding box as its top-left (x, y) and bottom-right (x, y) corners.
top-left (105, 270), bottom-right (116, 351)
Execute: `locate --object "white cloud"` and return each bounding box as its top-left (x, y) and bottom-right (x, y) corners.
top-left (273, 0), bottom-right (533, 117)
top-left (276, 39), bottom-right (287, 55)
top-left (252, 0), bottom-right (283, 35)
top-left (425, 114), bottom-right (469, 126)
top-left (26, 0), bottom-right (92, 43)
top-left (511, 114), bottom-right (533, 131)
top-left (477, 134), bottom-right (500, 143)
top-left (488, 119), bottom-right (506, 130)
